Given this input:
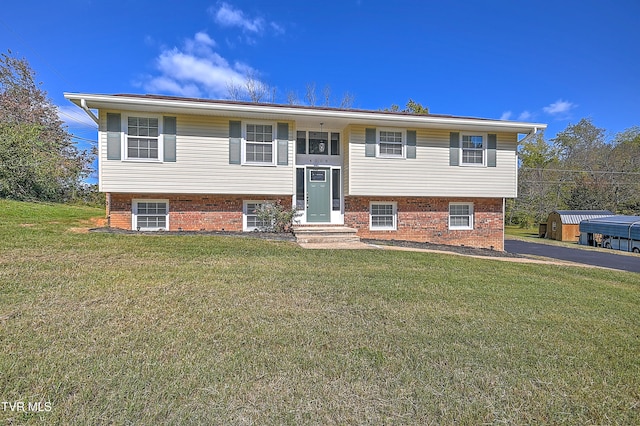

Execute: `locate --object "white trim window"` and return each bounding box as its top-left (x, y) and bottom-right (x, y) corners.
top-left (244, 124), bottom-right (274, 164)
top-left (126, 116), bottom-right (160, 160)
top-left (370, 202), bottom-right (397, 230)
top-left (244, 201), bottom-right (271, 231)
top-left (378, 130), bottom-right (404, 158)
top-left (133, 199), bottom-right (169, 231)
top-left (460, 133), bottom-right (485, 165)
top-left (449, 202), bottom-right (474, 230)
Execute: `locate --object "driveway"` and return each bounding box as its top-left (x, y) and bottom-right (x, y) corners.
top-left (505, 239), bottom-right (640, 273)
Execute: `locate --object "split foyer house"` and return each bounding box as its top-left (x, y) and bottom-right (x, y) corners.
top-left (65, 93), bottom-right (546, 250)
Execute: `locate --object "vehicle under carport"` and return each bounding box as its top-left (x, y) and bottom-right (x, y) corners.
top-left (579, 215), bottom-right (640, 253)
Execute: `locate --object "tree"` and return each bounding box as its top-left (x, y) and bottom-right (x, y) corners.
top-left (609, 126), bottom-right (640, 213)
top-left (0, 51), bottom-right (94, 202)
top-left (509, 119), bottom-right (640, 225)
top-left (339, 92), bottom-right (355, 109)
top-left (384, 99), bottom-right (429, 114)
top-left (552, 119), bottom-right (617, 211)
top-left (244, 71), bottom-right (269, 103)
top-left (305, 82), bottom-right (317, 106)
top-left (510, 131), bottom-right (562, 225)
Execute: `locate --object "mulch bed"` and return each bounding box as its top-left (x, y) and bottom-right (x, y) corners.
top-left (89, 227), bottom-right (522, 258)
top-left (88, 227), bottom-right (297, 242)
top-left (360, 239), bottom-right (524, 258)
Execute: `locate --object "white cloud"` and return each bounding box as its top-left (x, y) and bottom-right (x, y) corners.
top-left (194, 31), bottom-right (216, 46)
top-left (543, 99), bottom-right (576, 116)
top-left (500, 111), bottom-right (512, 120)
top-left (518, 111), bottom-right (533, 121)
top-left (140, 32), bottom-right (262, 99)
top-left (500, 110), bottom-right (533, 121)
top-left (209, 2), bottom-right (283, 37)
top-left (212, 2), bottom-right (264, 33)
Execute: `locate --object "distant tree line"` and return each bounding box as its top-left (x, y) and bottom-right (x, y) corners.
top-left (508, 118), bottom-right (640, 227)
top-left (225, 73), bottom-right (432, 115)
top-left (0, 51), bottom-right (96, 203)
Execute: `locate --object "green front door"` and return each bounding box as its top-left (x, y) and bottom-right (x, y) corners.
top-left (307, 168), bottom-right (331, 222)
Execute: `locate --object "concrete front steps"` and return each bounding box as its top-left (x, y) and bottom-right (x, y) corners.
top-left (292, 225), bottom-right (361, 246)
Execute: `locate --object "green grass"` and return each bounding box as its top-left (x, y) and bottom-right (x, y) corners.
top-left (1, 200), bottom-right (639, 424)
top-left (505, 225), bottom-right (540, 238)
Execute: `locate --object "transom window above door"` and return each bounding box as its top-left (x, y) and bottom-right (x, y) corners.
top-left (297, 131), bottom-right (340, 155)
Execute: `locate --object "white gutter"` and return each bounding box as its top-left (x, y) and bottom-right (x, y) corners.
top-left (517, 126), bottom-right (541, 145)
top-left (80, 98), bottom-right (99, 125)
top-left (64, 93), bottom-right (546, 133)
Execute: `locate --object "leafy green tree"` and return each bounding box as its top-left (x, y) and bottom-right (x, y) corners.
top-left (609, 126), bottom-right (640, 213)
top-left (0, 51), bottom-right (94, 201)
top-left (509, 132), bottom-right (562, 226)
top-left (553, 119), bottom-right (617, 211)
top-left (385, 99), bottom-right (429, 114)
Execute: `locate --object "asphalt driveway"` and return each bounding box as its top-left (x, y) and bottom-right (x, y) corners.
top-left (505, 239), bottom-right (640, 273)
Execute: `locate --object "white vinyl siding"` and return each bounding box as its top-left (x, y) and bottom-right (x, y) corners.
top-left (347, 126), bottom-right (518, 198)
top-left (99, 112), bottom-right (293, 194)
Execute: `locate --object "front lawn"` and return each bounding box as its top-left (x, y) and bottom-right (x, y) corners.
top-left (1, 200), bottom-right (639, 424)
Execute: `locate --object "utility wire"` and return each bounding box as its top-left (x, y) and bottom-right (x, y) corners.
top-left (0, 17), bottom-right (75, 88)
top-left (521, 167), bottom-right (640, 176)
top-left (1, 17), bottom-right (98, 130)
top-left (70, 134), bottom-right (97, 144)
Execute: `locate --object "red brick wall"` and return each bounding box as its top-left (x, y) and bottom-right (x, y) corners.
top-left (106, 192), bottom-right (504, 250)
top-left (107, 193), bottom-right (292, 232)
top-left (344, 196), bottom-right (504, 250)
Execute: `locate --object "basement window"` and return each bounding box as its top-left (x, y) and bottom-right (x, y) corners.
top-left (370, 202), bottom-right (397, 230)
top-left (133, 200), bottom-right (168, 231)
top-left (449, 202), bottom-right (474, 230)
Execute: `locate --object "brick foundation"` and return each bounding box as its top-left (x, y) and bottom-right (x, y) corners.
top-left (107, 193), bottom-right (292, 232)
top-left (344, 196), bottom-right (504, 250)
top-left (106, 193), bottom-right (504, 250)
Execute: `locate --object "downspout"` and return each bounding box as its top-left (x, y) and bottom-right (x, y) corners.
top-left (517, 127), bottom-right (540, 145)
top-left (80, 99), bottom-right (99, 125)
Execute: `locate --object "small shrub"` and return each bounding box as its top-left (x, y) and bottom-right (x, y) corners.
top-left (255, 202), bottom-right (300, 233)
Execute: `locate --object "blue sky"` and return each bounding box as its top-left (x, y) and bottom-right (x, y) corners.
top-left (1, 0), bottom-right (639, 154)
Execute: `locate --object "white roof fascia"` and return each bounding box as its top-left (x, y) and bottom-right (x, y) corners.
top-left (64, 93), bottom-right (547, 134)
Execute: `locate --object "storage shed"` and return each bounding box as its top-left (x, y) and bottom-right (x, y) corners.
top-left (545, 210), bottom-right (614, 242)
